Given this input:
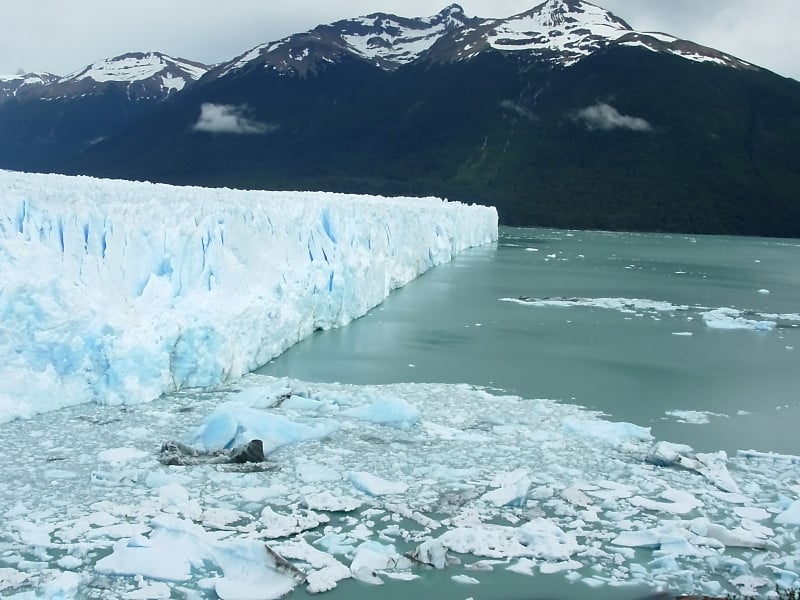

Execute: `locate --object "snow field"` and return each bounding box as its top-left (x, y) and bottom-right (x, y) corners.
top-left (0, 170), bottom-right (497, 422)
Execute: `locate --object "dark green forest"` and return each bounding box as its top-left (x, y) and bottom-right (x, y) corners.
top-left (3, 47), bottom-right (800, 237)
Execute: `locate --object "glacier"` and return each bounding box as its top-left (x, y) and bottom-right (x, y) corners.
top-left (0, 170), bottom-right (497, 422)
top-left (2, 171), bottom-right (799, 600)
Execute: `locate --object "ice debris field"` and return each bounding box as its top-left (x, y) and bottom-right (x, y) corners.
top-left (501, 295), bottom-right (800, 332)
top-left (2, 171), bottom-right (800, 599)
top-left (3, 376), bottom-right (800, 599)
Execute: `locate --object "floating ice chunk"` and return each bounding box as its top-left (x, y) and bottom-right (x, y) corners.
top-left (562, 417), bottom-right (652, 443)
top-left (239, 485), bottom-right (288, 503)
top-left (306, 565), bottom-right (351, 593)
top-left (270, 539), bottom-right (350, 593)
top-left (539, 560), bottom-right (582, 574)
top-left (701, 307), bottom-right (776, 331)
top-left (517, 518), bottom-right (582, 561)
top-left (482, 470), bottom-right (531, 507)
top-left (647, 442), bottom-right (740, 493)
top-left (671, 331), bottom-right (693, 336)
top-left (409, 539), bottom-right (448, 569)
top-left (689, 518), bottom-right (769, 548)
top-left (614, 526), bottom-right (709, 557)
top-left (507, 557), bottom-right (536, 576)
top-left (97, 515), bottom-right (299, 598)
top-left (350, 541), bottom-right (411, 584)
top-left (696, 451), bottom-right (741, 494)
top-left (96, 527), bottom-right (198, 581)
top-left (315, 533), bottom-right (356, 556)
top-left (384, 572), bottom-right (419, 581)
top-left (775, 500), bottom-right (800, 525)
top-left (734, 507), bottom-right (770, 521)
top-left (188, 404), bottom-right (337, 453)
top-left (561, 486), bottom-right (594, 508)
top-left (42, 572), bottom-right (82, 598)
top-left (758, 289), bottom-right (770, 294)
top-left (647, 441), bottom-right (695, 465)
top-left (630, 488), bottom-right (702, 515)
top-left (228, 383), bottom-right (291, 409)
top-left (452, 574), bottom-right (480, 584)
top-left (259, 506), bottom-right (328, 538)
top-left (437, 525), bottom-right (529, 559)
top-left (0, 568), bottom-right (30, 591)
top-left (123, 579), bottom-right (171, 599)
top-left (281, 396), bottom-right (324, 411)
top-left (303, 491), bottom-right (362, 512)
top-left (665, 410), bottom-right (712, 424)
top-left (434, 520), bottom-right (581, 562)
top-left (348, 472), bottom-right (408, 496)
top-left (612, 529), bottom-right (661, 549)
top-left (342, 396), bottom-right (419, 428)
top-left (738, 449), bottom-right (800, 463)
top-left (57, 555), bottom-right (83, 570)
top-left (732, 574), bottom-right (771, 596)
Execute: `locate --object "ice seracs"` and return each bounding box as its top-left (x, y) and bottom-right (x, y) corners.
top-left (0, 170), bottom-right (497, 422)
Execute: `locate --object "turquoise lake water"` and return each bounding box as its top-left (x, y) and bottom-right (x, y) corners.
top-left (260, 227), bottom-right (800, 456)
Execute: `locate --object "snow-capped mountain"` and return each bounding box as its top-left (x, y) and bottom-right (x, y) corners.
top-left (2, 0), bottom-right (799, 238)
top-left (0, 72), bottom-right (59, 101)
top-left (17, 52), bottom-right (210, 102)
top-left (212, 0), bottom-right (753, 78)
top-left (215, 4), bottom-right (475, 77)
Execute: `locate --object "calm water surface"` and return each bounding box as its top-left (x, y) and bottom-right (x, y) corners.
top-left (260, 227), bottom-right (800, 455)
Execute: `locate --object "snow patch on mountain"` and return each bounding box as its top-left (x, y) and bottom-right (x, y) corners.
top-left (65, 52), bottom-right (207, 84)
top-left (22, 52), bottom-right (211, 101)
top-left (0, 72), bottom-right (59, 100)
top-left (215, 0), bottom-right (756, 77)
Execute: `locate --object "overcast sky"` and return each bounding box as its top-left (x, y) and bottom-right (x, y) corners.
top-left (1, 0), bottom-right (798, 81)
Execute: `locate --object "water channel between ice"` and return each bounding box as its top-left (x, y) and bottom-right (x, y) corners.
top-left (261, 227), bottom-right (800, 456)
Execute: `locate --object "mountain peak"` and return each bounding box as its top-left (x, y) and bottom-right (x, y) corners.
top-left (16, 52), bottom-right (212, 102)
top-left (439, 4), bottom-right (465, 17)
top-left (210, 2), bottom-right (756, 80)
top-left (0, 71), bottom-right (59, 101)
top-left (63, 52), bottom-right (208, 85)
top-left (216, 5), bottom-right (477, 77)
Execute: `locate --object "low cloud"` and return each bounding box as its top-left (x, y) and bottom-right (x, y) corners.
top-left (192, 103), bottom-right (276, 134)
top-left (573, 103), bottom-right (652, 132)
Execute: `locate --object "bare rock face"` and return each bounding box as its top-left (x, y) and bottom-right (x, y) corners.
top-left (229, 439), bottom-right (265, 464)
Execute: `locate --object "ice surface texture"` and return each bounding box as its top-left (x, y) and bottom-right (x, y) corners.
top-left (3, 375), bottom-right (799, 598)
top-left (0, 171), bottom-right (497, 421)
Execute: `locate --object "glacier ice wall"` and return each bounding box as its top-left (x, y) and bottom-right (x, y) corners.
top-left (0, 171), bottom-right (497, 421)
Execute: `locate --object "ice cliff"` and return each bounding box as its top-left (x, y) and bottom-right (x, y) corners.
top-left (0, 171), bottom-right (497, 421)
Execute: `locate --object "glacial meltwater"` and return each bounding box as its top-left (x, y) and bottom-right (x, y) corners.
top-left (261, 227), bottom-right (800, 456)
top-left (2, 227), bottom-right (799, 599)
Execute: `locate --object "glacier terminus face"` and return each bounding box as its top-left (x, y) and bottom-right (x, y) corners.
top-left (0, 170), bottom-right (497, 422)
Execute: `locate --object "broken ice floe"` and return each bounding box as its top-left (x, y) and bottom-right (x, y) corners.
top-left (2, 376), bottom-right (800, 598)
top-left (665, 410), bottom-right (727, 425)
top-left (502, 296), bottom-right (798, 332)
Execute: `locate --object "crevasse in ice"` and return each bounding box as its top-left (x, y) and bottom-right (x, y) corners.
top-left (0, 170), bottom-right (497, 421)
